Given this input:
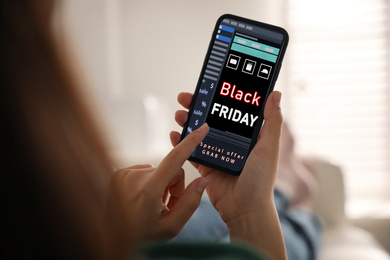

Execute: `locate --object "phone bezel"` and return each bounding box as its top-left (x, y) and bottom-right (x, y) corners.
top-left (181, 14), bottom-right (289, 175)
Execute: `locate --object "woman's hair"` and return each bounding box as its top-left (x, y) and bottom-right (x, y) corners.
top-left (1, 1), bottom-right (117, 258)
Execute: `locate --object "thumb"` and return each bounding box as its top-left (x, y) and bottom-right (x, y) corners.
top-left (159, 177), bottom-right (208, 238)
top-left (257, 91), bottom-right (283, 150)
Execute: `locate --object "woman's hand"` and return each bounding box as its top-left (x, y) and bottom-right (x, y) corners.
top-left (107, 124), bottom-right (209, 253)
top-left (170, 91), bottom-right (287, 260)
top-left (171, 91), bottom-right (282, 223)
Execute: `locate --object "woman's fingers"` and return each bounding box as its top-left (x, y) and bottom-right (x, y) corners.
top-left (154, 123), bottom-right (209, 187)
top-left (120, 164), bottom-right (154, 170)
top-left (174, 92), bottom-right (192, 128)
top-left (169, 131), bottom-right (201, 170)
top-left (175, 110), bottom-right (188, 127)
top-left (177, 92), bottom-right (193, 109)
top-left (257, 91), bottom-right (283, 153)
top-left (158, 177), bottom-right (208, 238)
top-left (165, 168), bottom-right (185, 210)
top-left (170, 131), bottom-right (181, 147)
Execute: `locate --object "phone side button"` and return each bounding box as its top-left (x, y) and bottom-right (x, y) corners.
top-left (275, 65), bottom-right (282, 81)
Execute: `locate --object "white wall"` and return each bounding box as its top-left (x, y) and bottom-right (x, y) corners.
top-left (59, 0), bottom-right (287, 162)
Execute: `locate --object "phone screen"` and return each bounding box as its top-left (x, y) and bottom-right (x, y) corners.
top-left (181, 14), bottom-right (288, 175)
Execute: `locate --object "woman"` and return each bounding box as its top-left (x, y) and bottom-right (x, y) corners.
top-left (1, 1), bottom-right (288, 259)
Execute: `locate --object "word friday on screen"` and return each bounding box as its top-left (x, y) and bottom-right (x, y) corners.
top-left (210, 81), bottom-right (260, 127)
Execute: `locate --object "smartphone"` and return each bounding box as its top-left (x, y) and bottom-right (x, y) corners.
top-left (181, 14), bottom-right (289, 175)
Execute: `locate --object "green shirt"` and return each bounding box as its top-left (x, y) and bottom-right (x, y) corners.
top-left (137, 242), bottom-right (271, 260)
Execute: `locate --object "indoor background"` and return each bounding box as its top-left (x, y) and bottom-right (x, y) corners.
top-left (56, 0), bottom-right (390, 254)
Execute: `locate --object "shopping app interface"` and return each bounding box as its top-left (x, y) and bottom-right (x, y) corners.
top-left (185, 17), bottom-right (284, 171)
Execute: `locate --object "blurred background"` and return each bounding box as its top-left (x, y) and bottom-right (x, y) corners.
top-left (56, 0), bottom-right (390, 254)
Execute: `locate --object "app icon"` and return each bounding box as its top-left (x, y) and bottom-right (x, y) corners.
top-left (226, 54), bottom-right (241, 70)
top-left (258, 64), bottom-right (272, 80)
top-left (242, 59), bottom-right (256, 75)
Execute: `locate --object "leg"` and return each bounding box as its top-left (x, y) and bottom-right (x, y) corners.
top-left (172, 123), bottom-right (323, 260)
top-left (276, 123), bottom-right (319, 209)
top-left (169, 195), bottom-right (229, 243)
top-left (275, 189), bottom-right (323, 260)
top-left (275, 123), bottom-right (323, 259)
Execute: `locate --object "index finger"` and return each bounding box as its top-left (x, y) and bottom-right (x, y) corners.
top-left (154, 123), bottom-right (209, 185)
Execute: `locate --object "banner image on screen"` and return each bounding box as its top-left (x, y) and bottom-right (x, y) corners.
top-left (182, 14), bottom-right (288, 175)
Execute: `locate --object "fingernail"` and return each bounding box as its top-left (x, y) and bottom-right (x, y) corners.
top-left (161, 205), bottom-right (169, 216)
top-left (274, 92), bottom-right (282, 107)
top-left (197, 177), bottom-right (208, 193)
top-left (196, 123), bottom-right (209, 133)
